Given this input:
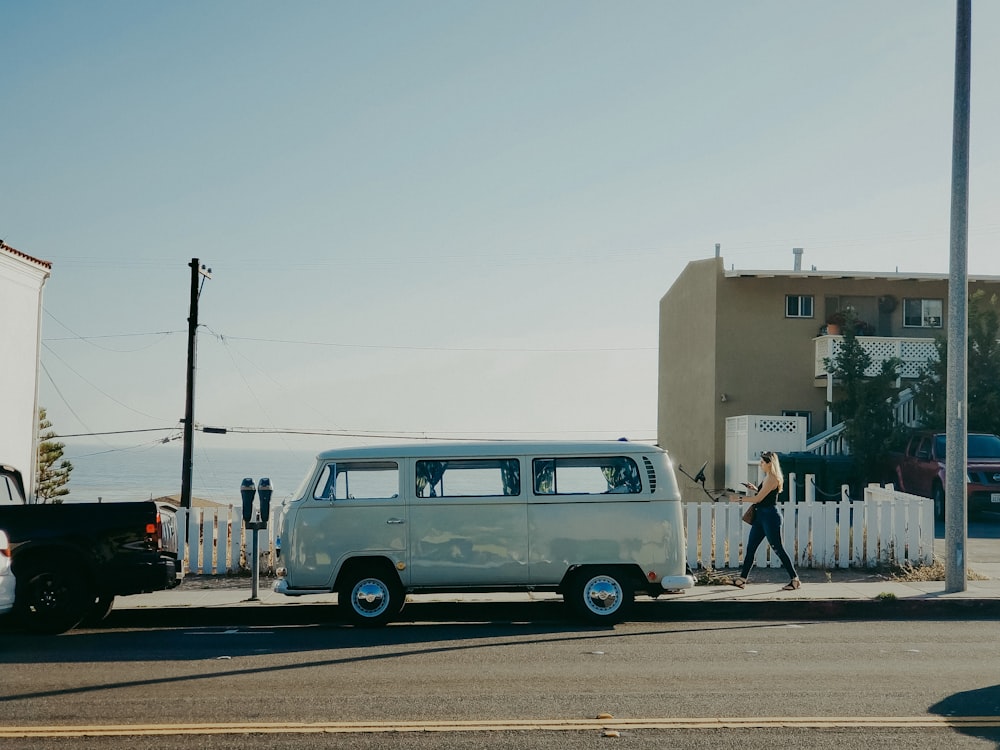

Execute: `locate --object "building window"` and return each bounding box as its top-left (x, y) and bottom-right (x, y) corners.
top-left (903, 298), bottom-right (943, 328)
top-left (785, 295), bottom-right (814, 318)
top-left (781, 410), bottom-right (812, 435)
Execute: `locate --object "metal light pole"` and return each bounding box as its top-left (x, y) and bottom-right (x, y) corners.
top-left (180, 258), bottom-right (212, 511)
top-left (945, 0), bottom-right (971, 593)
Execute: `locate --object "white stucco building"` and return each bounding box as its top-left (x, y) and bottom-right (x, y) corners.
top-left (0, 242), bottom-right (52, 497)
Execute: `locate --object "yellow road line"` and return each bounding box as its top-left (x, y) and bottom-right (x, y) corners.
top-left (2, 717), bottom-right (999, 737)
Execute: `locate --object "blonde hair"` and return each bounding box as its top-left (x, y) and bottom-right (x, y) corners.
top-left (761, 451), bottom-right (784, 493)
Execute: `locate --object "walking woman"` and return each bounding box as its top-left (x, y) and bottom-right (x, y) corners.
top-left (731, 451), bottom-right (801, 590)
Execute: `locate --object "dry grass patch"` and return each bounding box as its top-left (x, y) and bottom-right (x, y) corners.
top-left (693, 568), bottom-right (735, 586)
top-left (691, 557), bottom-right (990, 585)
top-left (883, 557), bottom-right (989, 582)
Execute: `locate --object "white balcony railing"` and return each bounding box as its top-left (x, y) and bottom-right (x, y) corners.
top-left (814, 335), bottom-right (938, 379)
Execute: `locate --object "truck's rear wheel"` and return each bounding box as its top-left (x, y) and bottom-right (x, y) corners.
top-left (15, 565), bottom-right (93, 634)
top-left (568, 569), bottom-right (634, 625)
top-left (339, 566), bottom-right (404, 627)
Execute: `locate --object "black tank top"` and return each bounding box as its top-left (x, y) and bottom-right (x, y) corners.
top-left (757, 481), bottom-right (779, 509)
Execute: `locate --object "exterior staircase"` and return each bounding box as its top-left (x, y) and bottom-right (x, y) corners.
top-left (804, 387), bottom-right (921, 457)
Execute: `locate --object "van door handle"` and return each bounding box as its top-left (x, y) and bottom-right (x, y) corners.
top-left (386, 518), bottom-right (405, 525)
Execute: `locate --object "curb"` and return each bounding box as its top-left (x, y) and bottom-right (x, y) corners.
top-left (100, 596), bottom-right (1000, 630)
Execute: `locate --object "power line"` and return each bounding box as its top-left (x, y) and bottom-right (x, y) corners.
top-left (42, 326), bottom-right (655, 353)
top-left (208, 332), bottom-right (655, 353)
top-left (43, 331), bottom-right (184, 342)
top-left (41, 343), bottom-right (171, 420)
top-left (43, 310), bottom-right (181, 351)
top-left (53, 425), bottom-right (656, 442)
top-left (40, 361), bottom-right (93, 433)
top-left (56, 428), bottom-right (180, 438)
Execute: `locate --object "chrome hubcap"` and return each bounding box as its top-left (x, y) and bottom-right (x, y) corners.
top-left (584, 576), bottom-right (621, 615)
top-left (352, 579), bottom-right (389, 617)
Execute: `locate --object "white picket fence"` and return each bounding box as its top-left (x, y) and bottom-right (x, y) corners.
top-left (173, 477), bottom-right (933, 575)
top-left (175, 506), bottom-right (286, 576)
top-left (687, 478), bottom-right (934, 571)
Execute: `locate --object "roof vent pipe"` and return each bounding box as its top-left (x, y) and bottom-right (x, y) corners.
top-left (715, 243), bottom-right (721, 258)
top-left (792, 247), bottom-right (803, 271)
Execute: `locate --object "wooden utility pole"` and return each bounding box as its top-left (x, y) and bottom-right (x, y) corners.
top-left (180, 258), bottom-right (212, 510)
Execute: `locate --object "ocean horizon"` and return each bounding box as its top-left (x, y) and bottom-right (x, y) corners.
top-left (58, 440), bottom-right (320, 506)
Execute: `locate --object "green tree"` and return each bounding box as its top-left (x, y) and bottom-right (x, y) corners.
top-left (825, 317), bottom-right (905, 488)
top-left (36, 408), bottom-right (73, 504)
top-left (913, 291), bottom-right (1000, 435)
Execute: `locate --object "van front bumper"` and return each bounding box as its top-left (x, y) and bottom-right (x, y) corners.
top-left (660, 575), bottom-right (695, 592)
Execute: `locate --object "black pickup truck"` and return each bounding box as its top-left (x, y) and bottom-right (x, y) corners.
top-left (0, 463), bottom-right (179, 633)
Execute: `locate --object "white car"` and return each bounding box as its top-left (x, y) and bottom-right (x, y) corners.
top-left (0, 530), bottom-right (14, 615)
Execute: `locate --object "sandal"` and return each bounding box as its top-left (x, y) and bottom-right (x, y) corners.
top-left (781, 578), bottom-right (801, 591)
top-left (730, 576), bottom-right (746, 589)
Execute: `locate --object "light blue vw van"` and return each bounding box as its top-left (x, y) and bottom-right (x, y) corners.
top-left (275, 440), bottom-right (693, 625)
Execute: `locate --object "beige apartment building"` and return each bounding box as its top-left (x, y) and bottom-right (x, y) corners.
top-left (658, 253), bottom-right (1000, 501)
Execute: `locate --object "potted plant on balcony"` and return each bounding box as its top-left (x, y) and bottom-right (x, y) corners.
top-left (826, 310), bottom-right (847, 335)
top-left (854, 319), bottom-right (876, 336)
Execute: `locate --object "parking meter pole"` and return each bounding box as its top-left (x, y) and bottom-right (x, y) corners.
top-left (250, 523), bottom-right (260, 601)
top-left (240, 477), bottom-right (267, 602)
top-left (246, 479), bottom-right (274, 601)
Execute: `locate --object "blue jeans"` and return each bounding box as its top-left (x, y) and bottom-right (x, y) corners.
top-left (740, 505), bottom-right (798, 580)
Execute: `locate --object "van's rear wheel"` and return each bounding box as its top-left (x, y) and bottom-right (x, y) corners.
top-left (339, 567), bottom-right (404, 627)
top-left (568, 569), bottom-right (633, 625)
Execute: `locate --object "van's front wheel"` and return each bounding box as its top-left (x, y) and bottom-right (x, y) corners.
top-left (339, 567), bottom-right (404, 627)
top-left (568, 569), bottom-right (633, 625)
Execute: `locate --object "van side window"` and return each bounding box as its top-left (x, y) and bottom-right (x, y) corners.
top-left (532, 456), bottom-right (642, 495)
top-left (415, 459), bottom-right (520, 498)
top-left (312, 461), bottom-right (399, 501)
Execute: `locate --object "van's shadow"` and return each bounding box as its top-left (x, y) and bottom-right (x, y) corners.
top-left (929, 684), bottom-right (1000, 748)
top-left (0, 598), bottom-right (785, 665)
top-left (0, 601), bottom-right (787, 706)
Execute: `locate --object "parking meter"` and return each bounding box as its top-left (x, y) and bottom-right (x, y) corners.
top-left (240, 477), bottom-right (256, 526)
top-left (257, 478), bottom-right (272, 525)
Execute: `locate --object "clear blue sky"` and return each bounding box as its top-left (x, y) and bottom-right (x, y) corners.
top-left (4, 1), bottom-right (999, 456)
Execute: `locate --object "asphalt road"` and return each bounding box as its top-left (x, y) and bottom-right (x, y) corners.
top-left (2, 615), bottom-right (998, 749)
top-left (0, 513), bottom-right (995, 749)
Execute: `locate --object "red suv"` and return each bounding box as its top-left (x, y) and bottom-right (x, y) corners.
top-left (888, 432), bottom-right (1000, 520)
